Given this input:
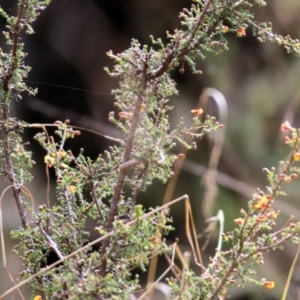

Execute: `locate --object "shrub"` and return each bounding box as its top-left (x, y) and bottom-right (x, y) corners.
top-left (0, 1), bottom-right (300, 299)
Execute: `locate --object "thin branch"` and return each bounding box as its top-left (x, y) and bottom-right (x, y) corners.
top-left (152, 0), bottom-right (214, 78)
top-left (63, 188), bottom-right (78, 241)
top-left (189, 0), bottom-right (214, 42)
top-left (100, 61), bottom-right (148, 276)
top-left (90, 182), bottom-right (104, 220)
top-left (37, 223), bottom-right (64, 260)
top-left (2, 0), bottom-right (25, 92)
top-left (1, 1), bottom-right (27, 228)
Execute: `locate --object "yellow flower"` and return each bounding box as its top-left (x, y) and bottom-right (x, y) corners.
top-left (266, 209), bottom-right (278, 219)
top-left (56, 150), bottom-right (66, 159)
top-left (293, 152), bottom-right (300, 161)
top-left (254, 196), bottom-right (269, 210)
top-left (191, 108), bottom-right (203, 117)
top-left (256, 215), bottom-right (267, 222)
top-left (237, 28), bottom-right (246, 37)
top-left (263, 281), bottom-right (275, 289)
top-left (222, 26), bottom-right (229, 33)
top-left (67, 185), bottom-right (77, 194)
top-left (44, 154), bottom-right (55, 167)
top-left (234, 218), bottom-right (244, 225)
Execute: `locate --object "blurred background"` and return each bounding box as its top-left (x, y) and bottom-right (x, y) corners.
top-left (1, 0), bottom-right (300, 299)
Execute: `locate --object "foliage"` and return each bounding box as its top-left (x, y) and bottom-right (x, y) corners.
top-left (0, 0), bottom-right (300, 299)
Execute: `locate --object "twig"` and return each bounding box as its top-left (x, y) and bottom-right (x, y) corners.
top-left (1, 1), bottom-right (27, 228)
top-left (152, 0), bottom-right (214, 78)
top-left (2, 1), bottom-right (25, 92)
top-left (100, 61), bottom-right (148, 276)
top-left (63, 188), bottom-right (77, 240)
top-left (90, 182), bottom-right (104, 220)
top-left (37, 223), bottom-right (64, 260)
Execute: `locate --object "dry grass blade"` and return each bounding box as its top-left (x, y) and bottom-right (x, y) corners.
top-left (184, 198), bottom-right (205, 270)
top-left (137, 242), bottom-right (177, 300)
top-left (147, 87), bottom-right (224, 288)
top-left (281, 243), bottom-right (300, 300)
top-left (199, 88), bottom-right (227, 220)
top-left (183, 158), bottom-right (300, 219)
top-left (0, 185), bottom-right (26, 300)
